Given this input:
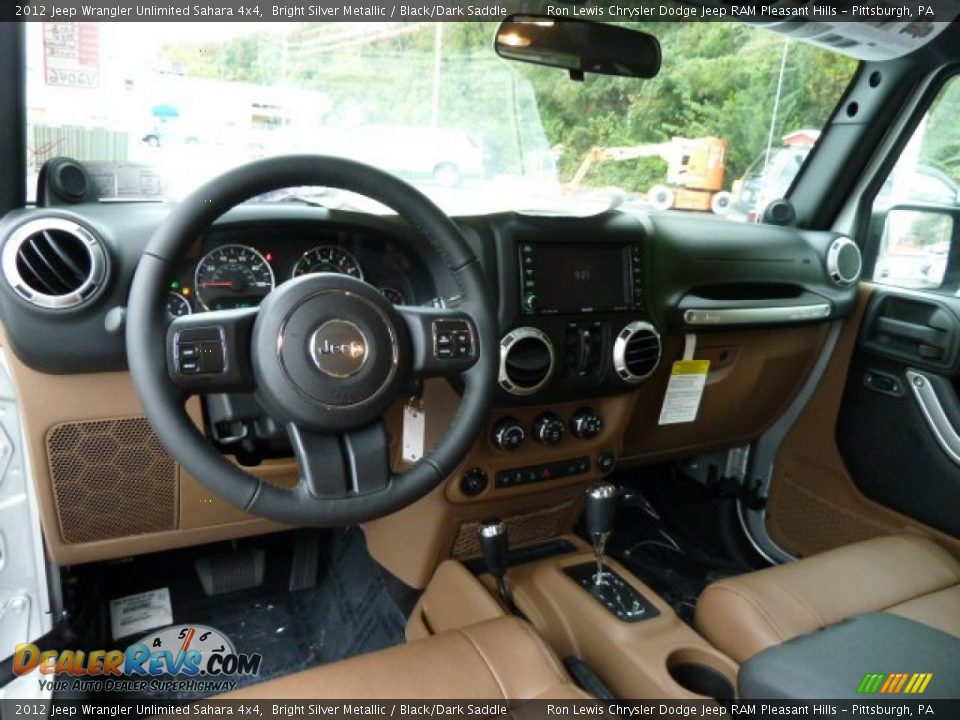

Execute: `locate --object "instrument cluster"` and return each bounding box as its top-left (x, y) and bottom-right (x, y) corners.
top-left (166, 224), bottom-right (430, 317)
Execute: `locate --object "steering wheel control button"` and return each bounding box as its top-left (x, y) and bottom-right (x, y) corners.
top-left (496, 456), bottom-right (590, 489)
top-left (597, 451), bottom-right (616, 473)
top-left (533, 412), bottom-right (565, 446)
top-left (491, 416), bottom-right (525, 451)
top-left (571, 407), bottom-right (603, 439)
top-left (433, 319), bottom-right (473, 360)
top-left (460, 468), bottom-right (489, 497)
top-left (174, 327), bottom-right (226, 375)
top-left (309, 320), bottom-right (369, 378)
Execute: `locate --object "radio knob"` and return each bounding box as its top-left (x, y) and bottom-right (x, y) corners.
top-left (491, 417), bottom-right (526, 451)
top-left (523, 293), bottom-right (539, 313)
top-left (533, 412), bottom-right (565, 446)
top-left (570, 408), bottom-right (603, 440)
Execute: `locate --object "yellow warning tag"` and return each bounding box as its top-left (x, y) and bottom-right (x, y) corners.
top-left (671, 360), bottom-right (711, 375)
top-left (659, 360), bottom-right (711, 425)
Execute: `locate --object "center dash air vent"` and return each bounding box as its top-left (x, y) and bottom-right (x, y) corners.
top-left (499, 327), bottom-right (555, 396)
top-left (613, 321), bottom-right (662, 383)
top-left (2, 218), bottom-right (107, 309)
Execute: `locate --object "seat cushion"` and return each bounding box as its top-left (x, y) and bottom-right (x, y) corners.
top-left (220, 616), bottom-right (589, 700)
top-left (695, 534), bottom-right (960, 663)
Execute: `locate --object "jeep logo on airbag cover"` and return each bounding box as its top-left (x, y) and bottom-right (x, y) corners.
top-left (309, 320), bottom-right (369, 378)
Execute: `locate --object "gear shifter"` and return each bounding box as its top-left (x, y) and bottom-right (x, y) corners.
top-left (585, 483), bottom-right (618, 585)
top-left (570, 482), bottom-right (658, 623)
top-left (478, 518), bottom-right (514, 612)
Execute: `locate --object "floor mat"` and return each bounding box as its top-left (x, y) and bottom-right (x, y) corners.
top-left (604, 470), bottom-right (758, 624)
top-left (81, 527), bottom-right (407, 702)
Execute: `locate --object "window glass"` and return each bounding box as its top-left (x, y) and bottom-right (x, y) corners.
top-left (872, 77), bottom-right (960, 291)
top-left (25, 22), bottom-right (856, 220)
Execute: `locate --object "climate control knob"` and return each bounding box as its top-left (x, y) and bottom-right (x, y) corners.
top-left (570, 408), bottom-right (603, 440)
top-left (533, 412), bottom-right (565, 446)
top-left (491, 416), bottom-right (526, 451)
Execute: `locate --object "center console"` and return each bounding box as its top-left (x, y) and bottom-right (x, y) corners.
top-left (406, 483), bottom-right (738, 701)
top-left (407, 534), bottom-right (739, 701)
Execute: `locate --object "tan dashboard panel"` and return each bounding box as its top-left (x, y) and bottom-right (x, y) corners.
top-left (620, 324), bottom-right (830, 465)
top-left (766, 285), bottom-right (960, 558)
top-left (0, 324), bottom-right (292, 566)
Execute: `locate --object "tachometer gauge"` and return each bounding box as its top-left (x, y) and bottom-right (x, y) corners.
top-left (194, 244), bottom-right (275, 311)
top-left (166, 292), bottom-right (192, 317)
top-left (292, 246), bottom-right (364, 280)
top-left (379, 287), bottom-right (406, 306)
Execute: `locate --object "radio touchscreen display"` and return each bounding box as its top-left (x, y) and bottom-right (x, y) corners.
top-left (524, 242), bottom-right (633, 314)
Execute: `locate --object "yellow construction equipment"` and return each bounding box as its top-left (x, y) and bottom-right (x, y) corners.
top-left (569, 136), bottom-right (734, 215)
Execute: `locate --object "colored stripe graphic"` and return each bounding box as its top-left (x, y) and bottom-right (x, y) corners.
top-left (857, 673), bottom-right (932, 694)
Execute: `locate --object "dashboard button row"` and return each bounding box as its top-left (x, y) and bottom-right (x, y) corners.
top-left (496, 456), bottom-right (590, 489)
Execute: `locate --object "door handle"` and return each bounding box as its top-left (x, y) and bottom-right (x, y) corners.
top-left (876, 317), bottom-right (948, 348)
top-left (906, 369), bottom-right (960, 466)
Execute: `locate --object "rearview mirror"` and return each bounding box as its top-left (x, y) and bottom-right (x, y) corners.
top-left (495, 15), bottom-right (661, 80)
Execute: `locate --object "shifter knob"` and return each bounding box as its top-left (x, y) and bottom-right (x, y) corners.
top-left (479, 518), bottom-right (516, 612)
top-left (585, 483), bottom-right (618, 538)
top-left (479, 519), bottom-right (508, 580)
top-left (584, 483), bottom-right (618, 585)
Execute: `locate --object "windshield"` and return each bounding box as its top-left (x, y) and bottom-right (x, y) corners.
top-left (25, 22), bottom-right (856, 219)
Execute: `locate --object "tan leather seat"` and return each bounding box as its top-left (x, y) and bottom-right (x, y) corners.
top-left (221, 616), bottom-right (589, 699)
top-left (696, 534), bottom-right (960, 663)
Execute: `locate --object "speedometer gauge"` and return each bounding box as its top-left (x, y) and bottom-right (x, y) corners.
top-left (292, 246), bottom-right (364, 280)
top-left (194, 244), bottom-right (275, 311)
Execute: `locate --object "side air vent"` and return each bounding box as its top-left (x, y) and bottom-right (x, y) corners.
top-left (499, 327), bottom-right (555, 396)
top-left (2, 218), bottom-right (107, 309)
top-left (613, 321), bottom-right (662, 383)
top-left (826, 236), bottom-right (861, 287)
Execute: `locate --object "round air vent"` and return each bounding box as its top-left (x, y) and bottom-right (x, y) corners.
top-left (613, 321), bottom-right (662, 383)
top-left (2, 218), bottom-right (107, 309)
top-left (499, 327), bottom-right (555, 396)
top-left (826, 236), bottom-right (861, 287)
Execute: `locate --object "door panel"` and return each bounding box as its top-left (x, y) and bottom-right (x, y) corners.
top-left (766, 285), bottom-right (960, 558)
top-left (837, 353), bottom-right (960, 537)
top-left (835, 280), bottom-right (960, 539)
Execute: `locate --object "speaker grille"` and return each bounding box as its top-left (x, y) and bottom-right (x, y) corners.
top-left (46, 418), bottom-right (177, 543)
top-left (451, 500), bottom-right (576, 559)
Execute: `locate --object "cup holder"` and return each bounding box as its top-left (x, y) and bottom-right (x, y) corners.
top-left (666, 648), bottom-right (736, 701)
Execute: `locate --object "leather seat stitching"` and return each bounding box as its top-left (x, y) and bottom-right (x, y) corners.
top-left (454, 627), bottom-right (509, 699)
top-left (515, 618), bottom-right (569, 682)
top-left (767, 576), bottom-right (825, 628)
top-left (708, 583), bottom-right (790, 643)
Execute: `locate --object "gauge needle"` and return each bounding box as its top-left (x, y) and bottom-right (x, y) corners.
top-left (201, 281), bottom-right (235, 287)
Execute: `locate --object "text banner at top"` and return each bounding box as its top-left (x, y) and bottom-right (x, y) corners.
top-left (4, 0), bottom-right (960, 23)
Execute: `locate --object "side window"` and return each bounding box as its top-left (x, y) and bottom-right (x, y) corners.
top-left (871, 77), bottom-right (960, 292)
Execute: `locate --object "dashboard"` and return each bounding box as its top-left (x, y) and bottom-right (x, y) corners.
top-left (0, 198), bottom-right (864, 568)
top-left (165, 221), bottom-right (435, 318)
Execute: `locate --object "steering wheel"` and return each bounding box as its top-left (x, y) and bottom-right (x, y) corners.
top-left (126, 156), bottom-right (496, 526)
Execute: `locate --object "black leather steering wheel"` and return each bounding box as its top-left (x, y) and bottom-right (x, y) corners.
top-left (126, 156), bottom-right (496, 526)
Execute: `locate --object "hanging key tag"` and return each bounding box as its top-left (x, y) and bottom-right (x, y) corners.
top-left (402, 398), bottom-right (426, 463)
